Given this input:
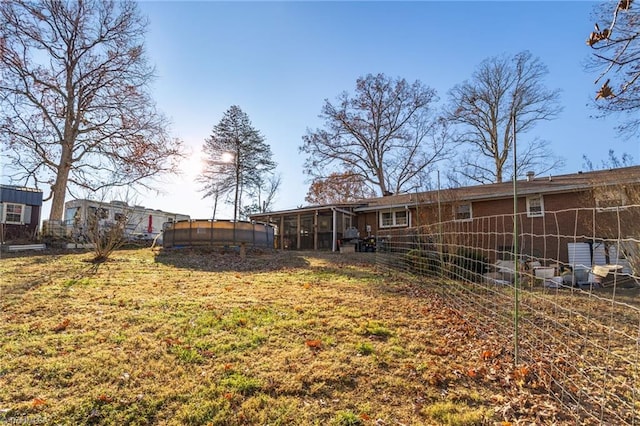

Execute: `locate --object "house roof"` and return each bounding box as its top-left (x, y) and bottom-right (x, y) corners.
top-left (355, 166), bottom-right (640, 210)
top-left (0, 184), bottom-right (43, 206)
top-left (250, 166), bottom-right (640, 218)
top-left (250, 203), bottom-right (357, 220)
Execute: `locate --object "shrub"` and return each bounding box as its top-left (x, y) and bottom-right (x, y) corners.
top-left (405, 249), bottom-right (443, 276)
top-left (450, 249), bottom-right (487, 282)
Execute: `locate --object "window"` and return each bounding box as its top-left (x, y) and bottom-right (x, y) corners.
top-left (88, 206), bottom-right (109, 219)
top-left (455, 203), bottom-right (472, 221)
top-left (3, 203), bottom-right (24, 224)
top-left (595, 188), bottom-right (627, 211)
top-left (379, 209), bottom-right (409, 228)
top-left (526, 195), bottom-right (544, 217)
top-left (65, 207), bottom-right (80, 224)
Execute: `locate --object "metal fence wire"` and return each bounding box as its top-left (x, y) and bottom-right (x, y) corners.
top-left (374, 205), bottom-right (640, 425)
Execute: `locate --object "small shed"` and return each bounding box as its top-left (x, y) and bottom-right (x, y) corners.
top-left (0, 184), bottom-right (43, 243)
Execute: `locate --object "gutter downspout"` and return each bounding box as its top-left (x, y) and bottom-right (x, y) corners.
top-left (331, 207), bottom-right (337, 252)
top-left (313, 210), bottom-right (318, 251)
top-left (296, 213), bottom-right (301, 250)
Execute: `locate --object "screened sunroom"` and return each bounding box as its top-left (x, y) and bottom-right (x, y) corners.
top-left (249, 205), bottom-right (356, 251)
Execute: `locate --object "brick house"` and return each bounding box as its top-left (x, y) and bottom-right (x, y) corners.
top-left (250, 166), bottom-right (640, 265)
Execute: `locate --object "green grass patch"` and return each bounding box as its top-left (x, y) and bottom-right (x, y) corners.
top-left (220, 372), bottom-right (262, 395)
top-left (171, 345), bottom-right (204, 364)
top-left (421, 401), bottom-right (493, 425)
top-left (332, 410), bottom-right (364, 425)
top-left (355, 342), bottom-right (374, 355)
top-left (358, 320), bottom-right (393, 338)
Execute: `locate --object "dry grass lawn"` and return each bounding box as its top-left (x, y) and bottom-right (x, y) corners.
top-left (0, 248), bottom-right (566, 425)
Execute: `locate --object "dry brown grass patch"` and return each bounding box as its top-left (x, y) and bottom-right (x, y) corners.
top-left (0, 248), bottom-right (566, 425)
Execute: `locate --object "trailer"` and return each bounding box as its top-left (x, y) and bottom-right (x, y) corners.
top-left (50, 199), bottom-right (190, 242)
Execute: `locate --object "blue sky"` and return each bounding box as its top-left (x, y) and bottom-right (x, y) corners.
top-left (30, 1), bottom-right (640, 219)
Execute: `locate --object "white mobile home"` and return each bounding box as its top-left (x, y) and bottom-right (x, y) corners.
top-left (63, 199), bottom-right (190, 241)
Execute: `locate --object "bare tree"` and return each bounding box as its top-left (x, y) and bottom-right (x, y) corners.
top-left (256, 173), bottom-right (281, 213)
top-left (240, 172), bottom-right (281, 219)
top-left (206, 182), bottom-right (228, 221)
top-left (587, 0), bottom-right (640, 136)
top-left (305, 172), bottom-right (376, 205)
top-left (199, 163), bottom-right (235, 220)
top-left (582, 149), bottom-right (635, 171)
top-left (0, 0), bottom-right (183, 221)
top-left (198, 105), bottom-right (276, 221)
top-left (446, 51), bottom-right (563, 184)
top-left (300, 73), bottom-right (448, 196)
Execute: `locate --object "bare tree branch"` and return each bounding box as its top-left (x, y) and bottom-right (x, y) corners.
top-left (300, 73), bottom-right (449, 196)
top-left (587, 1), bottom-right (640, 136)
top-left (446, 51), bottom-right (563, 184)
top-left (0, 0), bottom-right (184, 220)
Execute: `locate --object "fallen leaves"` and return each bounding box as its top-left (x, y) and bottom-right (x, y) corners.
top-left (163, 337), bottom-right (182, 347)
top-left (513, 365), bottom-right (530, 381)
top-left (359, 412), bottom-right (371, 421)
top-left (429, 347), bottom-right (450, 356)
top-left (481, 349), bottom-right (496, 361)
top-left (466, 368), bottom-right (481, 379)
top-left (305, 339), bottom-right (323, 352)
top-left (32, 398), bottom-right (46, 407)
top-left (427, 372), bottom-right (446, 387)
top-left (96, 394), bottom-right (113, 403)
top-left (51, 318), bottom-right (70, 332)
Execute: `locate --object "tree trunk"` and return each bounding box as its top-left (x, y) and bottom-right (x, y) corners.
top-left (212, 192), bottom-right (219, 220)
top-left (48, 144), bottom-right (74, 221)
top-left (377, 168), bottom-right (388, 196)
top-left (50, 65), bottom-right (77, 222)
top-left (233, 178), bottom-right (239, 222)
top-left (49, 165), bottom-right (71, 221)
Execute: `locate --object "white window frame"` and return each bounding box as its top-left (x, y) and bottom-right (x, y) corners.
top-left (3, 202), bottom-right (25, 224)
top-left (526, 195), bottom-right (544, 217)
top-left (379, 209), bottom-right (410, 228)
top-left (454, 203), bottom-right (472, 222)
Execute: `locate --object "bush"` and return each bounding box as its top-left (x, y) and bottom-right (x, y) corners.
top-left (451, 249), bottom-right (487, 281)
top-left (405, 249), bottom-right (443, 276)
